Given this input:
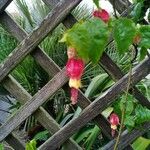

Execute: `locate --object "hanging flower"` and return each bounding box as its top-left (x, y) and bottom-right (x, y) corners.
top-left (93, 9), bottom-right (110, 23)
top-left (66, 56), bottom-right (84, 104)
top-left (109, 113), bottom-right (120, 137)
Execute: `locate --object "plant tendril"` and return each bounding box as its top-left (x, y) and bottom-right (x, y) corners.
top-left (113, 50), bottom-right (134, 150)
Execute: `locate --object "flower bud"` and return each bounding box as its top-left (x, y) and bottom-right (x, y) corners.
top-left (109, 113), bottom-right (119, 126)
top-left (93, 9), bottom-right (110, 23)
top-left (66, 58), bottom-right (84, 79)
top-left (109, 113), bottom-right (120, 137)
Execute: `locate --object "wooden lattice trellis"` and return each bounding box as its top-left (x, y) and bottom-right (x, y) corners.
top-left (0, 0), bottom-right (150, 150)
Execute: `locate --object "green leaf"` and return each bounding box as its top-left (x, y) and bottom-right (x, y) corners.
top-left (113, 18), bottom-right (136, 54)
top-left (139, 25), bottom-right (150, 49)
top-left (61, 18), bottom-right (110, 63)
top-left (85, 73), bottom-right (108, 98)
top-left (139, 47), bottom-right (147, 61)
top-left (130, 2), bottom-right (144, 22)
top-left (26, 140), bottom-right (37, 150)
top-left (132, 137), bottom-right (150, 150)
top-left (124, 115), bottom-right (135, 131)
top-left (93, 0), bottom-right (100, 8)
top-left (135, 104), bottom-right (150, 124)
top-left (74, 128), bottom-right (93, 143)
top-left (34, 131), bottom-right (49, 141)
top-left (84, 125), bottom-right (101, 150)
top-left (0, 144), bottom-right (4, 150)
top-left (60, 113), bottom-right (73, 127)
top-left (102, 107), bottom-right (113, 118)
top-left (120, 95), bottom-right (134, 116)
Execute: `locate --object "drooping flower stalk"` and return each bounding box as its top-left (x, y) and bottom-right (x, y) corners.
top-left (66, 47), bottom-right (84, 104)
top-left (109, 113), bottom-right (120, 137)
top-left (93, 9), bottom-right (110, 23)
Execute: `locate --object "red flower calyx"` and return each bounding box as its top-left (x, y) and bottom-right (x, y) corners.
top-left (93, 9), bottom-right (110, 23)
top-left (66, 58), bottom-right (84, 80)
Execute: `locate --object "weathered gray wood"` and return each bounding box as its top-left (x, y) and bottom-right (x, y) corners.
top-left (38, 57), bottom-right (150, 150)
top-left (1, 141), bottom-right (14, 150)
top-left (0, 123), bottom-right (25, 150)
top-left (0, 12), bottom-right (112, 139)
top-left (102, 122), bottom-right (150, 150)
top-left (0, 68), bottom-right (67, 141)
top-left (5, 132), bottom-right (26, 150)
top-left (0, 0), bottom-right (12, 13)
top-left (100, 53), bottom-right (150, 108)
top-left (0, 0), bottom-right (148, 149)
top-left (0, 0), bottom-right (82, 82)
top-left (3, 75), bottom-right (82, 150)
top-left (1, 122), bottom-right (25, 149)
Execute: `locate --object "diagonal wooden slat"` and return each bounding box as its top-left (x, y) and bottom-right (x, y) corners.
top-left (0, 0), bottom-right (149, 143)
top-left (102, 122), bottom-right (150, 150)
top-left (2, 56), bottom-right (149, 143)
top-left (0, 0), bottom-right (12, 14)
top-left (0, 0), bottom-right (82, 82)
top-left (0, 123), bottom-right (25, 150)
top-left (100, 53), bottom-right (150, 108)
top-left (0, 0), bottom-right (149, 149)
top-left (3, 75), bottom-right (82, 150)
top-left (0, 67), bottom-right (66, 141)
top-left (38, 57), bottom-right (150, 149)
top-left (0, 12), bottom-right (112, 139)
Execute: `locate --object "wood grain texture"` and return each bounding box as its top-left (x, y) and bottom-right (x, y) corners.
top-left (102, 122), bottom-right (150, 150)
top-left (3, 76), bottom-right (82, 150)
top-left (100, 53), bottom-right (150, 108)
top-left (0, 0), bottom-right (149, 149)
top-left (0, 68), bottom-right (67, 141)
top-left (38, 57), bottom-right (150, 150)
top-left (1, 11), bottom-right (112, 139)
top-left (0, 0), bottom-right (82, 82)
top-left (0, 0), bottom-right (12, 13)
top-left (5, 132), bottom-right (26, 150)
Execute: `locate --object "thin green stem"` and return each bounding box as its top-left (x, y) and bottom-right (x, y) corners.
top-left (113, 52), bottom-right (133, 150)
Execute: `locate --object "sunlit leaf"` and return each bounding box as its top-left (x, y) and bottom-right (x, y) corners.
top-left (61, 18), bottom-right (110, 63)
top-left (132, 137), bottom-right (150, 150)
top-left (113, 18), bottom-right (136, 54)
top-left (85, 73), bottom-right (108, 98)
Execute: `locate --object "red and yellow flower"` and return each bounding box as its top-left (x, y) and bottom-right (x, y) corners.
top-left (66, 47), bottom-right (84, 104)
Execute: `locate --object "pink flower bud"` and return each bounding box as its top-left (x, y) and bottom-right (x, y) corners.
top-left (93, 9), bottom-right (110, 23)
top-left (66, 58), bottom-right (84, 79)
top-left (109, 113), bottom-right (119, 126)
top-left (109, 113), bottom-right (120, 137)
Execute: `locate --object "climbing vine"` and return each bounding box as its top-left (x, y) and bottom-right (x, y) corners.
top-left (61, 0), bottom-right (150, 149)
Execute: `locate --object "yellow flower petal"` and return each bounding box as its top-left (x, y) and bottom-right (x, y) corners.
top-left (111, 125), bottom-right (117, 130)
top-left (69, 79), bottom-right (81, 89)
